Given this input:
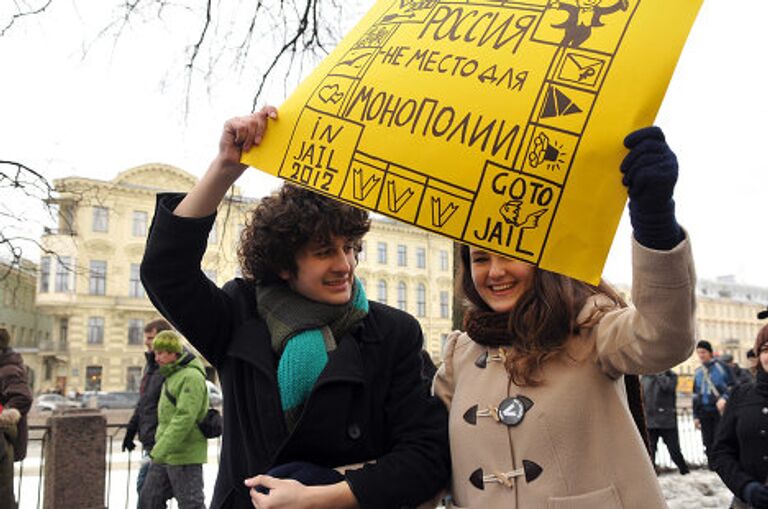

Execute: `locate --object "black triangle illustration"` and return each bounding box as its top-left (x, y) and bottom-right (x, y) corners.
top-left (541, 86), bottom-right (582, 118)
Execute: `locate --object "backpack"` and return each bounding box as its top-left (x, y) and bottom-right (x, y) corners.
top-left (163, 384), bottom-right (222, 439)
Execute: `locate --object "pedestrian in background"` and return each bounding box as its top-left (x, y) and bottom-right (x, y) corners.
top-left (0, 328), bottom-right (33, 509)
top-left (694, 339), bottom-right (734, 469)
top-left (138, 331), bottom-right (208, 509)
top-left (434, 127), bottom-right (696, 508)
top-left (123, 318), bottom-right (173, 497)
top-left (713, 324), bottom-right (768, 509)
top-left (746, 349), bottom-right (758, 379)
top-left (642, 369), bottom-right (690, 474)
top-left (721, 353), bottom-right (754, 388)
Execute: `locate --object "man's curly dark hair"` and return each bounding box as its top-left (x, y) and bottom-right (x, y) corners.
top-left (238, 184), bottom-right (371, 285)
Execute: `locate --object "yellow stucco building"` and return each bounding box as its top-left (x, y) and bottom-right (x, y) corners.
top-left (34, 164), bottom-right (454, 393)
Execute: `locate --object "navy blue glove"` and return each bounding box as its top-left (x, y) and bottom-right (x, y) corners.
top-left (621, 126), bottom-right (683, 250)
top-left (255, 461), bottom-right (345, 494)
top-left (743, 481), bottom-right (768, 509)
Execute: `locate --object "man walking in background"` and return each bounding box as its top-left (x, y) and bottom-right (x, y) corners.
top-left (123, 318), bottom-right (172, 496)
top-left (693, 340), bottom-right (734, 469)
top-left (642, 369), bottom-right (690, 475)
top-left (139, 330), bottom-right (208, 509)
top-left (0, 328), bottom-right (33, 509)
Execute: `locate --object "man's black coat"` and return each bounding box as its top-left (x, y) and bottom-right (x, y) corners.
top-left (641, 370), bottom-right (678, 429)
top-left (126, 351), bottom-right (164, 450)
top-left (141, 194), bottom-right (450, 509)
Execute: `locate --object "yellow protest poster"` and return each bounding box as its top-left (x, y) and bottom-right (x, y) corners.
top-left (243, 0), bottom-right (702, 284)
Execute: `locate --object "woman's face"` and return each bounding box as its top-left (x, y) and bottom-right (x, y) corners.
top-left (469, 248), bottom-right (536, 313)
top-left (281, 235), bottom-right (358, 305)
top-left (759, 343), bottom-right (768, 373)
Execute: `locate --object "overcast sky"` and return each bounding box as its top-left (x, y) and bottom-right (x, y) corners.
top-left (1, 0), bottom-right (766, 288)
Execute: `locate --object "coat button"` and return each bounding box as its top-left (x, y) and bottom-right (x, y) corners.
top-left (762, 407), bottom-right (768, 415)
top-left (498, 396), bottom-right (535, 427)
top-left (347, 423), bottom-right (362, 440)
top-left (761, 430), bottom-right (767, 437)
top-left (763, 455), bottom-right (768, 462)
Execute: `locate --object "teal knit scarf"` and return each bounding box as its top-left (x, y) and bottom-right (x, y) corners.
top-left (256, 278), bottom-right (369, 431)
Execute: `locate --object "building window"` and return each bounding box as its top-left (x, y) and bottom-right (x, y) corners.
top-left (89, 260), bottom-right (107, 296)
top-left (416, 247), bottom-right (426, 269)
top-left (132, 211), bottom-right (148, 237)
top-left (59, 318), bottom-right (68, 349)
top-left (397, 245), bottom-right (407, 267)
top-left (441, 333), bottom-right (449, 352)
top-left (397, 282), bottom-right (407, 311)
top-left (59, 203), bottom-right (76, 234)
top-left (85, 366), bottom-right (102, 391)
top-left (440, 291), bottom-right (450, 318)
top-left (208, 222), bottom-right (217, 245)
top-left (129, 264), bottom-right (144, 298)
top-left (128, 319), bottom-right (144, 345)
top-left (92, 206), bottom-right (109, 232)
top-left (359, 241), bottom-right (367, 262)
top-left (440, 250), bottom-right (449, 271)
top-left (378, 242), bottom-right (388, 264)
top-left (40, 256), bottom-right (51, 293)
top-left (87, 317), bottom-right (105, 345)
top-left (55, 256), bottom-right (72, 293)
top-left (377, 280), bottom-right (388, 304)
top-left (126, 367), bottom-right (142, 392)
top-left (417, 284), bottom-right (426, 317)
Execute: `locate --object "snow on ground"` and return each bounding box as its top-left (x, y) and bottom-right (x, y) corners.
top-left (660, 469), bottom-right (734, 508)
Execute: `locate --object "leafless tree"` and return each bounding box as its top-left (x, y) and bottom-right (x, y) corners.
top-left (0, 0), bottom-right (359, 279)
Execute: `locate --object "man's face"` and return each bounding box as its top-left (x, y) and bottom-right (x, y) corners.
top-left (280, 235), bottom-right (359, 305)
top-left (144, 329), bottom-right (158, 351)
top-left (697, 348), bottom-right (713, 363)
top-left (154, 350), bottom-right (178, 366)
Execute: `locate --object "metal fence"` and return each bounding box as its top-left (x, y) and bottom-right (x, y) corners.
top-left (652, 408), bottom-right (709, 471)
top-left (14, 410), bottom-right (708, 508)
top-left (15, 421), bottom-right (222, 509)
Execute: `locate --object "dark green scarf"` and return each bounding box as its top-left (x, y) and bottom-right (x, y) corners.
top-left (256, 278), bottom-right (368, 431)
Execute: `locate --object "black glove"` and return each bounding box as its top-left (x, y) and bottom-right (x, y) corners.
top-left (621, 126), bottom-right (683, 250)
top-left (121, 432), bottom-right (136, 452)
top-left (255, 461), bottom-right (345, 494)
top-left (743, 481), bottom-right (768, 509)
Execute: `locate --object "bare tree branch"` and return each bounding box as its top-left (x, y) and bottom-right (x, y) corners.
top-left (0, 0), bottom-right (54, 37)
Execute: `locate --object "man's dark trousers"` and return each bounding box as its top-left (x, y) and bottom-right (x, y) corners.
top-left (699, 409), bottom-right (721, 470)
top-left (648, 427), bottom-right (689, 474)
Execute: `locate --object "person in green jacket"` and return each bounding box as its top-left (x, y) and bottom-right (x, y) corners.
top-left (139, 330), bottom-right (209, 509)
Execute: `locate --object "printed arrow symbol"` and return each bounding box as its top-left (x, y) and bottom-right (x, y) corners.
top-left (352, 168), bottom-right (381, 201)
top-left (386, 181), bottom-right (415, 213)
top-left (431, 196), bottom-right (459, 227)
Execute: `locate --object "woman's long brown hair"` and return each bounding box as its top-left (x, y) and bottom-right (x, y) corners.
top-left (459, 244), bottom-right (625, 386)
top-left (458, 245), bottom-right (650, 454)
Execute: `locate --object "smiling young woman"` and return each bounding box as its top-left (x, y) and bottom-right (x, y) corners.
top-left (435, 127), bottom-right (697, 509)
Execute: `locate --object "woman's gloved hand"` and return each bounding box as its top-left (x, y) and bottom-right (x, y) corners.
top-left (621, 126), bottom-right (683, 250)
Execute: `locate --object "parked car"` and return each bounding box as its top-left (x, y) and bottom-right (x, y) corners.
top-left (34, 394), bottom-right (82, 412)
top-left (85, 391), bottom-right (140, 410)
top-left (206, 380), bottom-right (222, 407)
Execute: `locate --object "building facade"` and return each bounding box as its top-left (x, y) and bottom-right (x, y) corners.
top-left (613, 278), bottom-right (768, 379)
top-left (0, 259), bottom-right (53, 392)
top-left (34, 164), bottom-right (454, 392)
top-left (356, 216), bottom-right (454, 361)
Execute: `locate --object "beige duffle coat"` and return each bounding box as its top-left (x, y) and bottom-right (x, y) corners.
top-left (434, 237), bottom-right (696, 509)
